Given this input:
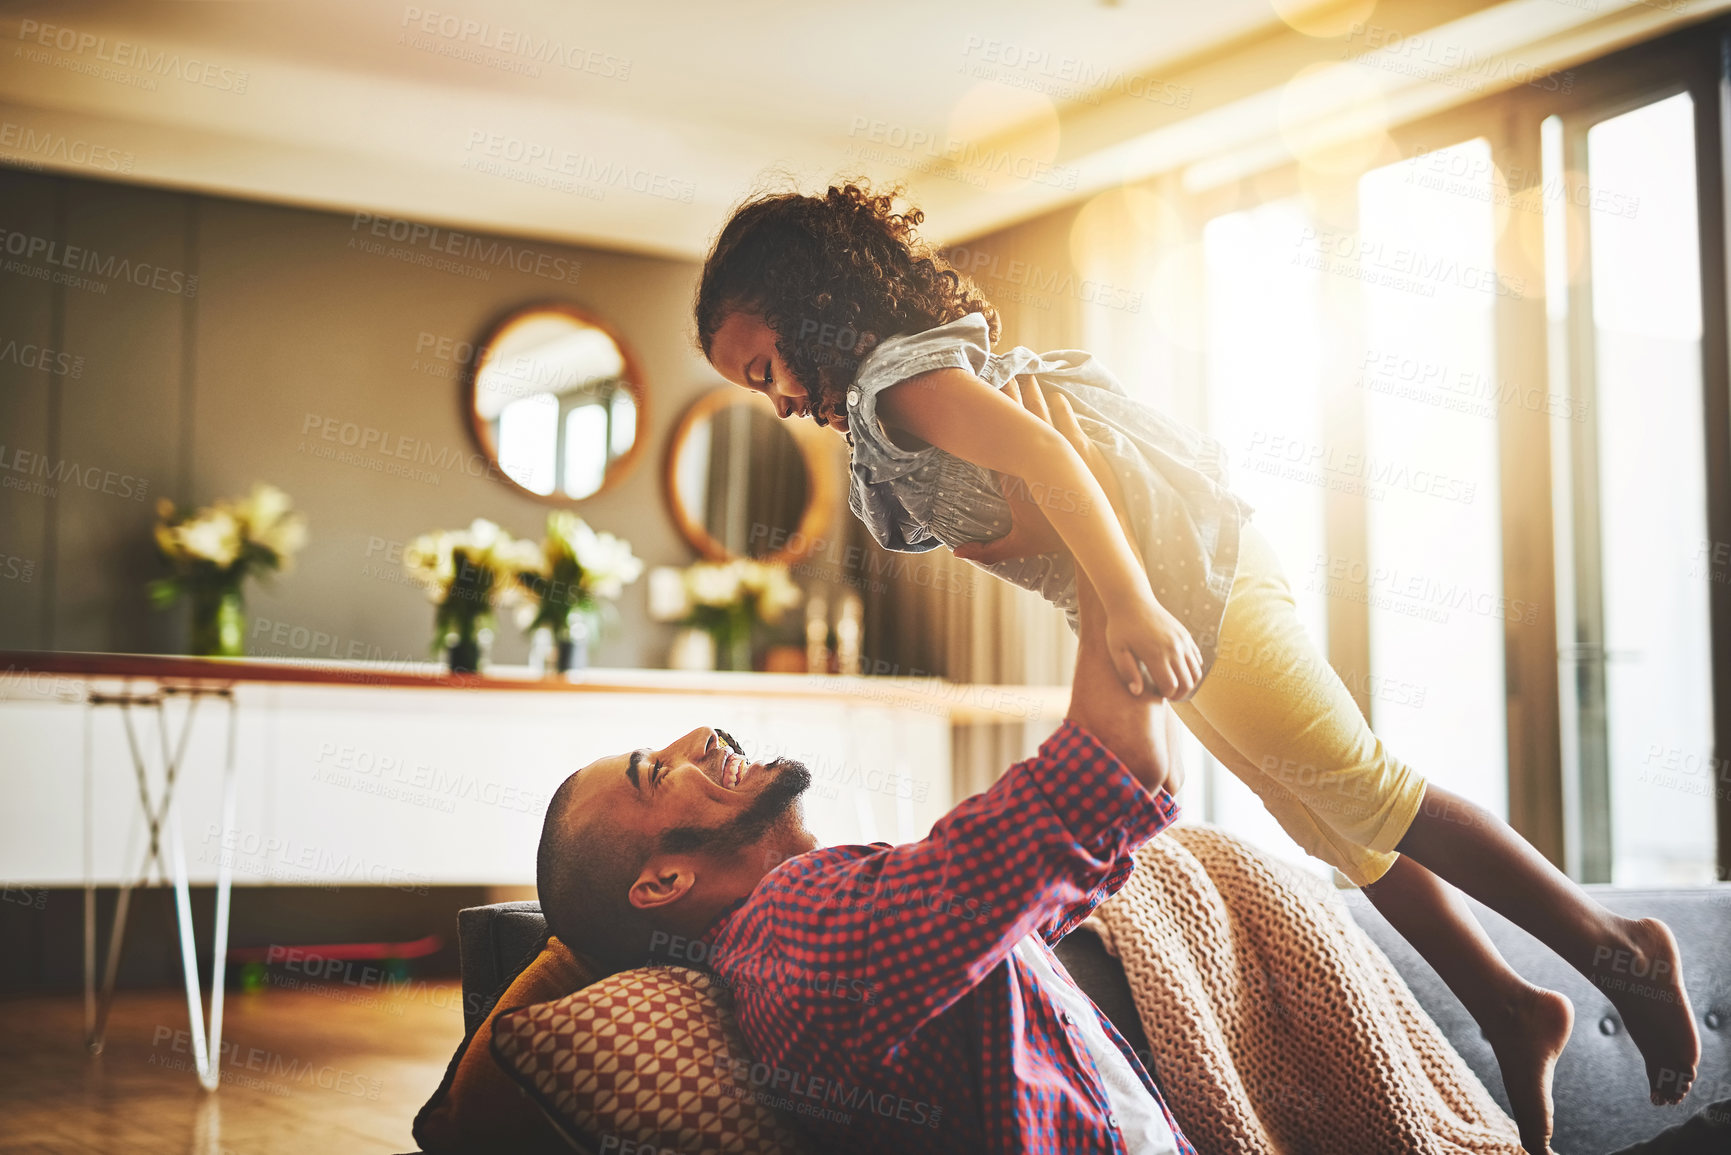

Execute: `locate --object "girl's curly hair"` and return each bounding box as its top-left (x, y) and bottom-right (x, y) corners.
top-left (695, 182), bottom-right (999, 426)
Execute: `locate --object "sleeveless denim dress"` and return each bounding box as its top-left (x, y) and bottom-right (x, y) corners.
top-left (844, 312), bottom-right (1254, 677)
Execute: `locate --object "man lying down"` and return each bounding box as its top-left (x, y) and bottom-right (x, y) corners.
top-left (536, 568), bottom-right (1195, 1154)
top-left (533, 562), bottom-right (1731, 1155)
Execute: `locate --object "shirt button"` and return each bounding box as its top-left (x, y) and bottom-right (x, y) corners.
top-left (1107, 1113), bottom-right (1120, 1129)
top-left (847, 388), bottom-right (860, 406)
top-left (1059, 1011), bottom-right (1074, 1025)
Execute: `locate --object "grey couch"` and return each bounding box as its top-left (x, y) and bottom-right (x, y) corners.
top-left (449, 888), bottom-right (1731, 1154)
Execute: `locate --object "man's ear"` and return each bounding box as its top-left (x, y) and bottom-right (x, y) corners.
top-left (628, 856), bottom-right (697, 912)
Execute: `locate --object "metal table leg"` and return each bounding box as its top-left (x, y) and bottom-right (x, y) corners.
top-left (82, 683), bottom-right (239, 1091)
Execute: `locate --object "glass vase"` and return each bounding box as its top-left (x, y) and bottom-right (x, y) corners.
top-left (710, 611), bottom-right (753, 672)
top-left (554, 613), bottom-right (592, 676)
top-left (444, 619), bottom-right (491, 675)
top-left (188, 584), bottom-right (245, 657)
top-left (667, 628), bottom-right (715, 671)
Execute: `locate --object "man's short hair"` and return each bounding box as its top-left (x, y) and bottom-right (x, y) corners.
top-left (536, 772), bottom-right (657, 973)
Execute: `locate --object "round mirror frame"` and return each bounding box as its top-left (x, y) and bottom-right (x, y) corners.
top-left (462, 301), bottom-right (649, 504)
top-left (662, 386), bottom-right (839, 566)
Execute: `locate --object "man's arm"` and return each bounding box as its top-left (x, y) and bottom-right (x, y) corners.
top-left (1066, 567), bottom-right (1172, 793)
top-left (761, 576), bottom-right (1178, 1065)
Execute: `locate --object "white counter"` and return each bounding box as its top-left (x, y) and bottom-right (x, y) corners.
top-left (0, 654), bottom-right (1066, 887)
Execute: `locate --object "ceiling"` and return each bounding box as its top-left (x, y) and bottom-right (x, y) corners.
top-left (0, 0), bottom-right (1720, 259)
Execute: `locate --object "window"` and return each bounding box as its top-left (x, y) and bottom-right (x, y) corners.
top-left (1193, 198), bottom-right (1332, 871)
top-left (1358, 139), bottom-right (1508, 818)
top-left (1562, 93), bottom-right (1716, 884)
top-left (496, 394), bottom-right (558, 497)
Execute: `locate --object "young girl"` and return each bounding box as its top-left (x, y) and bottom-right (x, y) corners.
top-left (695, 183), bottom-right (1699, 1152)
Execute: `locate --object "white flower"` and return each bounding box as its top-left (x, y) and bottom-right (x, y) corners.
top-left (679, 559), bottom-right (801, 621)
top-left (686, 562), bottom-right (743, 607)
top-left (465, 518), bottom-right (503, 552)
top-left (402, 519), bottom-right (558, 610)
top-left (499, 536), bottom-right (547, 577)
top-left (403, 530), bottom-right (456, 600)
top-left (574, 523), bottom-right (644, 600)
top-left (753, 565), bottom-right (803, 622)
top-left (176, 509), bottom-right (242, 567)
top-left (240, 484), bottom-right (293, 529)
top-left (253, 513), bottom-right (307, 562)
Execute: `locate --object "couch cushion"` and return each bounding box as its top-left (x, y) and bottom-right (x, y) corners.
top-left (1343, 885), bottom-right (1731, 1155)
top-left (491, 965), bottom-right (814, 1155)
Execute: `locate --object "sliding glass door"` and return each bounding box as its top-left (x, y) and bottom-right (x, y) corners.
top-left (1555, 88), bottom-right (1720, 884)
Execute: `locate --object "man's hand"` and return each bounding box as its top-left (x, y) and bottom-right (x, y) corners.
top-left (953, 468), bottom-right (1066, 566)
top-left (1067, 568), bottom-right (1172, 794)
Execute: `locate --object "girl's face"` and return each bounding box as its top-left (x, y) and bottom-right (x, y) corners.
top-left (707, 311), bottom-right (848, 433)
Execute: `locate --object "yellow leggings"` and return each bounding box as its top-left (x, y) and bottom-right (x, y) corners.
top-left (1174, 522), bottom-right (1427, 886)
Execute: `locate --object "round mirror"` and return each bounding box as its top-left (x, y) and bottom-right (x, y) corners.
top-left (664, 388), bottom-right (836, 564)
top-left (466, 304), bottom-right (646, 501)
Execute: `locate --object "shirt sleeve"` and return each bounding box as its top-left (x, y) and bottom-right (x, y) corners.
top-left (767, 719), bottom-right (1179, 1066)
top-left (846, 312), bottom-right (995, 480)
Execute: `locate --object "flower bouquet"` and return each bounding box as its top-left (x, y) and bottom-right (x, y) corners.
top-left (677, 559), bottom-right (802, 672)
top-left (402, 518), bottom-right (542, 673)
top-left (149, 484), bottom-right (307, 656)
top-left (515, 511), bottom-right (644, 674)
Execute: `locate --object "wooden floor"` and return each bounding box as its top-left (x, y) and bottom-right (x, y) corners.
top-left (0, 981), bottom-right (462, 1154)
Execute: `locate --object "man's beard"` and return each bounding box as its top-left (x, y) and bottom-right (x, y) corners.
top-left (658, 755), bottom-right (813, 858)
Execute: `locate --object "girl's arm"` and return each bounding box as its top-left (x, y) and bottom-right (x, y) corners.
top-left (876, 368), bottom-right (1203, 698)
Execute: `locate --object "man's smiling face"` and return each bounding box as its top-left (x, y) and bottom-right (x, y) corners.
top-left (537, 725), bottom-right (818, 970)
top-left (566, 726), bottom-right (811, 852)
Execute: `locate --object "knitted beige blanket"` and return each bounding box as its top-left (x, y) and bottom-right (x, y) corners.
top-left (1086, 824), bottom-right (1524, 1155)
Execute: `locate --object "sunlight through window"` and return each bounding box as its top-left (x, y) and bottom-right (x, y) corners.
top-left (1359, 139), bottom-right (1508, 819)
top-left (1586, 93), bottom-right (1715, 885)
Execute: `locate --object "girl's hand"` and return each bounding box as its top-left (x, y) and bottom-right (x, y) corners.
top-left (1107, 598), bottom-right (1204, 700)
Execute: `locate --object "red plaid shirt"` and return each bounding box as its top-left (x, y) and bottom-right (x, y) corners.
top-left (698, 721), bottom-right (1192, 1154)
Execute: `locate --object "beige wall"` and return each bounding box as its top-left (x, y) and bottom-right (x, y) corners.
top-left (0, 165), bottom-right (720, 667)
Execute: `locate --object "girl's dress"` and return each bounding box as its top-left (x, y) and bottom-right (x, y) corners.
top-left (845, 312), bottom-right (1426, 886)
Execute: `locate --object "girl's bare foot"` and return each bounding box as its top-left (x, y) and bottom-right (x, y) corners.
top-left (1589, 917), bottom-right (1700, 1106)
top-left (1481, 982), bottom-right (1573, 1154)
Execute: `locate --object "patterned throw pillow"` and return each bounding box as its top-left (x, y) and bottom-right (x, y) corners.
top-left (490, 966), bottom-right (814, 1155)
